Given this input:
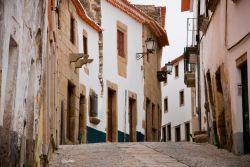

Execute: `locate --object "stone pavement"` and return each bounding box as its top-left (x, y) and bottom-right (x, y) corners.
top-left (49, 142), bottom-right (250, 167)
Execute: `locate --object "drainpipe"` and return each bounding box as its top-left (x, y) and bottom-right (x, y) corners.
top-left (197, 0), bottom-right (202, 131)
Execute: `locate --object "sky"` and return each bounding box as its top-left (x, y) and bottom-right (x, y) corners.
top-left (128, 0), bottom-right (193, 66)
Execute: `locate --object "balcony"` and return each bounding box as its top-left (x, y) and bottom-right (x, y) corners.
top-left (185, 46), bottom-right (198, 64)
top-left (207, 0), bottom-right (219, 12)
top-left (185, 71), bottom-right (196, 87)
top-left (199, 15), bottom-right (209, 34)
top-left (184, 46), bottom-right (198, 87)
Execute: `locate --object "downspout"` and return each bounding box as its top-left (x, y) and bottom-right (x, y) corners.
top-left (197, 0), bottom-right (201, 131)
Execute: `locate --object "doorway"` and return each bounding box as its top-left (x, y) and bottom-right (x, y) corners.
top-left (129, 98), bottom-right (136, 142)
top-left (78, 95), bottom-right (86, 144)
top-left (67, 82), bottom-right (75, 143)
top-left (175, 126), bottom-right (181, 142)
top-left (241, 63), bottom-right (250, 154)
top-left (152, 103), bottom-right (157, 141)
top-left (215, 67), bottom-right (227, 148)
top-left (145, 98), bottom-right (151, 141)
top-left (162, 126), bottom-right (166, 142)
top-left (185, 122), bottom-right (190, 141)
top-left (167, 124), bottom-right (171, 141)
top-left (107, 88), bottom-right (117, 142)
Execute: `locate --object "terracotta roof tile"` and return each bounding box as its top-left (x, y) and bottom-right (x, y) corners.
top-left (171, 55), bottom-right (184, 64)
top-left (106, 0), bottom-right (169, 46)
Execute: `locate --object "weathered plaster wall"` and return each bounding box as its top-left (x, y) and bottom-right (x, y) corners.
top-left (226, 0), bottom-right (250, 154)
top-left (199, 0), bottom-right (233, 150)
top-left (0, 0), bottom-right (47, 166)
top-left (198, 0), bottom-right (250, 154)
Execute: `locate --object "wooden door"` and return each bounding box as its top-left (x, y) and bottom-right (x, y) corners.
top-left (108, 89), bottom-right (113, 142)
top-left (241, 63), bottom-right (250, 153)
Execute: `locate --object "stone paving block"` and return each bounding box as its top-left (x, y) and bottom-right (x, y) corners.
top-left (49, 142), bottom-right (250, 167)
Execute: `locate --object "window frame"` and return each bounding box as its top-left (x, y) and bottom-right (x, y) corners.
top-left (70, 15), bottom-right (75, 44)
top-left (83, 34), bottom-right (88, 55)
top-left (116, 21), bottom-right (128, 78)
top-left (164, 97), bottom-right (168, 113)
top-left (179, 90), bottom-right (184, 106)
top-left (175, 64), bottom-right (179, 78)
top-left (117, 29), bottom-right (125, 58)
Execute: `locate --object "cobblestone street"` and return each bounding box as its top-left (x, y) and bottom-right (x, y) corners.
top-left (49, 142), bottom-right (250, 167)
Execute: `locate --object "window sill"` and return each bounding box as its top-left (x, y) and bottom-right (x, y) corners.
top-left (89, 117), bottom-right (100, 125)
top-left (118, 55), bottom-right (127, 64)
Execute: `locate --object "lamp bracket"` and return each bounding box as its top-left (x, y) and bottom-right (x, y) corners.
top-left (136, 52), bottom-right (148, 60)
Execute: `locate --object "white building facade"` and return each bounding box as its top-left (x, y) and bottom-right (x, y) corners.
top-left (162, 56), bottom-right (193, 142)
top-left (78, 0), bottom-right (168, 143)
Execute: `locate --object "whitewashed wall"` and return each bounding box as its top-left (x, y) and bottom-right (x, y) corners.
top-left (102, 0), bottom-right (144, 135)
top-left (78, 0), bottom-right (145, 136)
top-left (162, 59), bottom-right (192, 141)
top-left (77, 15), bottom-right (104, 130)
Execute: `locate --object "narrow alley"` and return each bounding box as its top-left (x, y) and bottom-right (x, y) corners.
top-left (1, 0), bottom-right (250, 166)
top-left (49, 142), bottom-right (250, 167)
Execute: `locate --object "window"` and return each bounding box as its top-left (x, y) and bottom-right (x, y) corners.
top-left (89, 90), bottom-right (98, 117)
top-left (117, 21), bottom-right (127, 78)
top-left (164, 97), bottom-right (168, 113)
top-left (179, 90), bottom-right (184, 106)
top-left (83, 35), bottom-right (88, 54)
top-left (152, 103), bottom-right (155, 129)
top-left (117, 29), bottom-right (125, 58)
top-left (175, 64), bottom-right (179, 78)
top-left (70, 16), bottom-right (75, 44)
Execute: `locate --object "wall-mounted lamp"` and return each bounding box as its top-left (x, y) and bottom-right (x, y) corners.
top-left (165, 61), bottom-right (173, 74)
top-left (157, 61), bottom-right (173, 82)
top-left (136, 37), bottom-right (155, 60)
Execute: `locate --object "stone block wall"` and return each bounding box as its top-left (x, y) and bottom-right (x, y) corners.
top-left (142, 25), bottom-right (163, 141)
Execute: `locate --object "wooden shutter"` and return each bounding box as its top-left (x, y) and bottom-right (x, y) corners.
top-left (90, 92), bottom-right (98, 117)
top-left (83, 36), bottom-right (88, 54)
top-left (117, 30), bottom-right (124, 58)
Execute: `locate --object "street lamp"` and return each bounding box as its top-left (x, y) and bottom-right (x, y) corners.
top-left (157, 61), bottom-right (173, 82)
top-left (136, 37), bottom-right (155, 60)
top-left (165, 61), bottom-right (173, 74)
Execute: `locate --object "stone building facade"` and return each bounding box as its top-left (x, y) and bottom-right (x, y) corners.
top-left (135, 5), bottom-right (168, 141)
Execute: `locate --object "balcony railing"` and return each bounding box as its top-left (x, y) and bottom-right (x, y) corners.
top-left (184, 46), bottom-right (198, 87)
